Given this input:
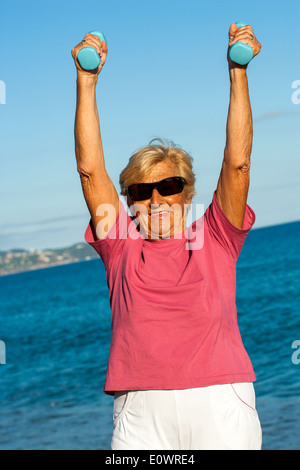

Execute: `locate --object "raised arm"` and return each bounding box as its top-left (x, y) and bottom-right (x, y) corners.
top-left (216, 23), bottom-right (261, 228)
top-left (72, 33), bottom-right (120, 239)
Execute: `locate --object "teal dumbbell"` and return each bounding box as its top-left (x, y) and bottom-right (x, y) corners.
top-left (229, 22), bottom-right (253, 66)
top-left (77, 31), bottom-right (107, 71)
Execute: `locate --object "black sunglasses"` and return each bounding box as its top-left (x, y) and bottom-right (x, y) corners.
top-left (127, 176), bottom-right (187, 201)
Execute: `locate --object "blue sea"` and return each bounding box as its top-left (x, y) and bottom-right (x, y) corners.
top-left (0, 221), bottom-right (299, 450)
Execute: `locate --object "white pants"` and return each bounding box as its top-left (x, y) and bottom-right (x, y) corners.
top-left (111, 383), bottom-right (262, 450)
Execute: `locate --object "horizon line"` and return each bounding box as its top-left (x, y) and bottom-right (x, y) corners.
top-left (1, 218), bottom-right (299, 253)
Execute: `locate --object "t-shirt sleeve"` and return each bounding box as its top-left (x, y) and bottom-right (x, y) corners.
top-left (84, 199), bottom-right (135, 271)
top-left (205, 190), bottom-right (256, 260)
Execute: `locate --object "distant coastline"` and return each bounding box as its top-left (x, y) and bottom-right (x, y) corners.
top-left (0, 243), bottom-right (98, 277)
top-left (1, 219), bottom-right (299, 277)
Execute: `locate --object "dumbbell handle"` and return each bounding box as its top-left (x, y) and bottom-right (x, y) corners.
top-left (77, 31), bottom-right (107, 71)
top-left (229, 22), bottom-right (253, 66)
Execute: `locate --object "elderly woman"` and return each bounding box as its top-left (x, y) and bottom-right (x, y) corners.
top-left (72, 23), bottom-right (262, 450)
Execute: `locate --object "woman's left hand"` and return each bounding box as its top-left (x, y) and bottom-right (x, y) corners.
top-left (227, 23), bottom-right (262, 68)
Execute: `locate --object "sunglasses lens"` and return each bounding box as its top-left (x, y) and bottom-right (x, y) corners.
top-left (127, 177), bottom-right (185, 201)
top-left (159, 177), bottom-right (184, 196)
top-left (128, 184), bottom-right (152, 200)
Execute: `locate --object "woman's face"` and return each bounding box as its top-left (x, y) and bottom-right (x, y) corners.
top-left (127, 159), bottom-right (190, 240)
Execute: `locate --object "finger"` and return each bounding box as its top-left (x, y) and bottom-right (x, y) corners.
top-left (228, 23), bottom-right (253, 38)
top-left (228, 22), bottom-right (238, 39)
top-left (229, 32), bottom-right (256, 46)
top-left (83, 35), bottom-right (102, 51)
top-left (235, 25), bottom-right (254, 33)
top-left (102, 40), bottom-right (108, 54)
top-left (229, 25), bottom-right (255, 43)
top-left (234, 30), bottom-right (255, 40)
top-left (85, 33), bottom-right (101, 44)
top-left (83, 35), bottom-right (108, 58)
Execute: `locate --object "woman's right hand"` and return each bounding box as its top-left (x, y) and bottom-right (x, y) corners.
top-left (71, 33), bottom-right (108, 78)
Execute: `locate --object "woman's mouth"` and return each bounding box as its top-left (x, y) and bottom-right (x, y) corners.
top-left (149, 210), bottom-right (171, 220)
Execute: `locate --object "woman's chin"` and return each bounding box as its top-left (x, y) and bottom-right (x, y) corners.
top-left (140, 224), bottom-right (173, 240)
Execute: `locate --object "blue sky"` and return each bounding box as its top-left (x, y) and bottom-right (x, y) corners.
top-left (0, 0), bottom-right (299, 250)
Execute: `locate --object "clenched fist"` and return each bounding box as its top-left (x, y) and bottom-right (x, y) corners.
top-left (228, 23), bottom-right (261, 68)
top-left (71, 33), bottom-right (108, 78)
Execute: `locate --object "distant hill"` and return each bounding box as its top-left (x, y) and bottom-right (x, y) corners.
top-left (2, 219), bottom-right (299, 276)
top-left (0, 243), bottom-right (99, 276)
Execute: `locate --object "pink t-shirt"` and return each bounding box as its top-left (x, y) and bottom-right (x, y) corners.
top-left (84, 191), bottom-right (256, 395)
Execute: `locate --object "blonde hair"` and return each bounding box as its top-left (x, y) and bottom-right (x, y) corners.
top-left (119, 138), bottom-right (197, 204)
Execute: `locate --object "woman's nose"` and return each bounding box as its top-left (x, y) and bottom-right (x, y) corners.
top-left (150, 188), bottom-right (165, 205)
